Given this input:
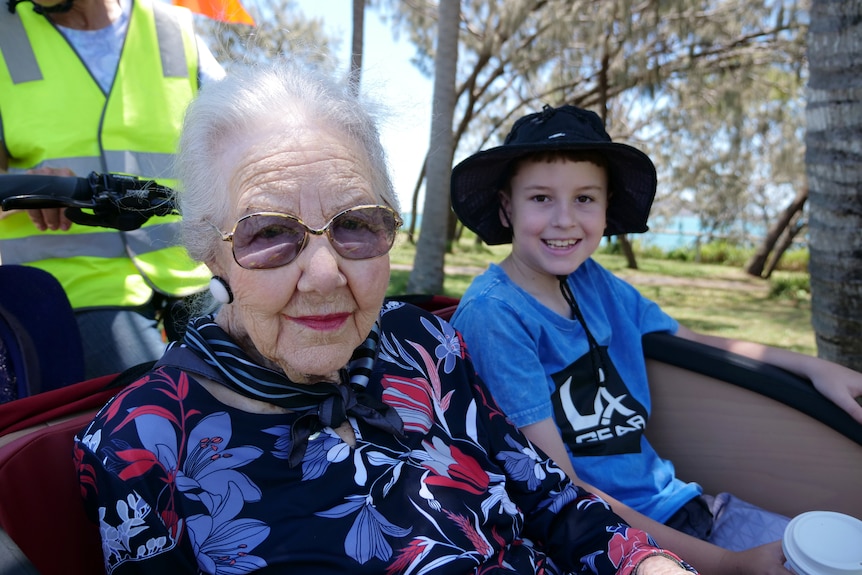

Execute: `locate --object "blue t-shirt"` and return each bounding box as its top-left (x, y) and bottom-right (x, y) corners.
top-left (452, 259), bottom-right (701, 523)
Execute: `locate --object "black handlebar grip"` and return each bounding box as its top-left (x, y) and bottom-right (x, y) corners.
top-left (0, 174), bottom-right (93, 210)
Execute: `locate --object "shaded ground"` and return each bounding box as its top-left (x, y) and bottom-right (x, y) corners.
top-left (612, 268), bottom-right (770, 294)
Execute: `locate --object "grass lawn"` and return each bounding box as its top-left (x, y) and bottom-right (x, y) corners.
top-left (388, 233), bottom-right (817, 356)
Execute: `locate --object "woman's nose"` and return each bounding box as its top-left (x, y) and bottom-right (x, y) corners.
top-left (295, 235), bottom-right (347, 293)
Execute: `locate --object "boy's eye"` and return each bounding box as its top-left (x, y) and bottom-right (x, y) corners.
top-left (576, 195), bottom-right (594, 204)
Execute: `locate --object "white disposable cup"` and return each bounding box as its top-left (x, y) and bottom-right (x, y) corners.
top-left (782, 511), bottom-right (862, 575)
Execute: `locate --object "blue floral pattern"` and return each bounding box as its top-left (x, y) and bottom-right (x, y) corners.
top-left (74, 302), bottom-right (695, 575)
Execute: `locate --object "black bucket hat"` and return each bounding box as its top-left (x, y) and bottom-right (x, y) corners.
top-left (450, 104), bottom-right (657, 245)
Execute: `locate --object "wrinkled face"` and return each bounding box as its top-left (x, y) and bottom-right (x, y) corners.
top-left (501, 159), bottom-right (608, 282)
top-left (210, 119), bottom-right (391, 383)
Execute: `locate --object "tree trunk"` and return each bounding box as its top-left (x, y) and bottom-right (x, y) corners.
top-left (407, 157), bottom-right (427, 244)
top-left (763, 216), bottom-right (805, 279)
top-left (619, 235), bottom-right (637, 269)
top-left (406, 0), bottom-right (459, 294)
top-left (350, 0), bottom-right (365, 91)
top-left (745, 186), bottom-right (808, 278)
top-left (806, 0), bottom-right (862, 369)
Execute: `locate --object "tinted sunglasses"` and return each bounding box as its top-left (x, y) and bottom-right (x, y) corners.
top-left (216, 205), bottom-right (402, 270)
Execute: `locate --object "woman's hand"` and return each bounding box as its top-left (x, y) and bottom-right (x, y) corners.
top-left (635, 554), bottom-right (692, 575)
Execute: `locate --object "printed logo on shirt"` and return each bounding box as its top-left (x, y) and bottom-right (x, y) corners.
top-left (550, 346), bottom-right (647, 456)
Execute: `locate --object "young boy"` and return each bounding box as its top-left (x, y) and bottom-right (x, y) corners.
top-left (450, 104), bottom-right (862, 575)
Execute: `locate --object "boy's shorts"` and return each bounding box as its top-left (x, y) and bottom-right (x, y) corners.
top-left (665, 492), bottom-right (790, 551)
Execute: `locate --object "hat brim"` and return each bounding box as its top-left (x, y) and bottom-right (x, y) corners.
top-left (451, 141), bottom-right (657, 245)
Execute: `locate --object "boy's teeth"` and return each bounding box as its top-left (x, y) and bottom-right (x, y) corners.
top-left (546, 239), bottom-right (577, 248)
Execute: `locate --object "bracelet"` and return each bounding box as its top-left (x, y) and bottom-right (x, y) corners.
top-left (634, 551), bottom-right (690, 575)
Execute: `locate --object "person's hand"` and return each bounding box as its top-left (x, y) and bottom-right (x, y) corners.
top-left (27, 207), bottom-right (72, 231)
top-left (718, 540), bottom-right (792, 575)
top-left (25, 166), bottom-right (75, 231)
top-left (809, 359), bottom-right (862, 425)
top-left (635, 554), bottom-right (692, 575)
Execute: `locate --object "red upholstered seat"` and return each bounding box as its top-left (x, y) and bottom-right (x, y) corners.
top-left (0, 412), bottom-right (105, 575)
top-left (0, 373), bottom-right (117, 442)
top-left (0, 373), bottom-right (122, 574)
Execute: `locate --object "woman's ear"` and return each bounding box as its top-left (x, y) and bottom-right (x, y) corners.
top-left (206, 260), bottom-right (226, 279)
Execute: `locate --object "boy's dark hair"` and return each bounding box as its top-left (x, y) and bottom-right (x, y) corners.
top-left (498, 150), bottom-right (613, 200)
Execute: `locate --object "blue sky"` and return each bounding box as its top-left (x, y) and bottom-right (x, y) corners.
top-left (295, 1), bottom-right (432, 211)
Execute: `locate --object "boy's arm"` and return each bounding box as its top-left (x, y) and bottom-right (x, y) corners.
top-left (674, 325), bottom-right (862, 424)
top-left (520, 417), bottom-right (791, 575)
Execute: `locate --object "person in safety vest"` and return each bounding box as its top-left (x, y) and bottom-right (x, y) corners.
top-left (0, 0), bottom-right (225, 379)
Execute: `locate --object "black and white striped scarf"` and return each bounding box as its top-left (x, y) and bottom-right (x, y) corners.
top-left (164, 314), bottom-right (403, 466)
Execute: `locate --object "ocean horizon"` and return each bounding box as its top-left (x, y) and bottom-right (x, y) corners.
top-left (402, 212), bottom-right (770, 251)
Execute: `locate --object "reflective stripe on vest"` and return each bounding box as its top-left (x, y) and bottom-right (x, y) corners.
top-left (5, 152), bottom-right (175, 178)
top-left (0, 7), bottom-right (41, 84)
top-left (153, 1), bottom-right (188, 78)
top-left (0, 223), bottom-right (180, 265)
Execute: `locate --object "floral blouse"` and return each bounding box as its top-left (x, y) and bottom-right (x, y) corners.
top-left (74, 301), bottom-right (693, 575)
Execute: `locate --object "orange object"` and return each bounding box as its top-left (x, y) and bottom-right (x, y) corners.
top-left (173, 0), bottom-right (254, 25)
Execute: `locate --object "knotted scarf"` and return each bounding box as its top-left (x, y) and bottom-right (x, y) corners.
top-left (162, 315), bottom-right (404, 466)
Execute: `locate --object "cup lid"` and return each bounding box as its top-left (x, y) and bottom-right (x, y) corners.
top-left (783, 511), bottom-right (862, 575)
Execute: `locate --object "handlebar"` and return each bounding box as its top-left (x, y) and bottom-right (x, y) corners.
top-left (0, 172), bottom-right (177, 231)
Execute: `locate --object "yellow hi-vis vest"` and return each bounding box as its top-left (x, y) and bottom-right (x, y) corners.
top-left (0, 0), bottom-right (208, 309)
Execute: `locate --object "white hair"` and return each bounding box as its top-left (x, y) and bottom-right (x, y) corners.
top-left (173, 60), bottom-right (398, 265)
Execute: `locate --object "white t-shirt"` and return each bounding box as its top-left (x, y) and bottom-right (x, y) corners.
top-left (56, 0), bottom-right (224, 93)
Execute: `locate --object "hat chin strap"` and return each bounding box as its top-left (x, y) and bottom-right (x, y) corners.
top-left (558, 275), bottom-right (606, 385)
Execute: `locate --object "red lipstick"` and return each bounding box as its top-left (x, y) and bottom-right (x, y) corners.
top-left (290, 313), bottom-right (350, 331)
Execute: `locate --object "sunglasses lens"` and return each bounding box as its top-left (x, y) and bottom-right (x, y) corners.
top-left (232, 214), bottom-right (304, 269)
top-left (330, 207), bottom-right (399, 260)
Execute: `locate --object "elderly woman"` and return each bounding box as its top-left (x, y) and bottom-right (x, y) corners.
top-left (73, 62), bottom-right (696, 575)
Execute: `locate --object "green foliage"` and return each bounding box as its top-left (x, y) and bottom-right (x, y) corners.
top-left (696, 240), bottom-right (751, 266)
top-left (387, 268), bottom-right (409, 296)
top-left (600, 237), bottom-right (808, 272)
top-left (772, 248), bottom-right (809, 273)
top-left (665, 247), bottom-right (694, 262)
top-left (768, 272), bottom-right (811, 302)
top-left (597, 239), bottom-right (623, 256)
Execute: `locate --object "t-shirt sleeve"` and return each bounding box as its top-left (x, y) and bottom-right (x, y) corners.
top-left (454, 295), bottom-right (555, 428)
